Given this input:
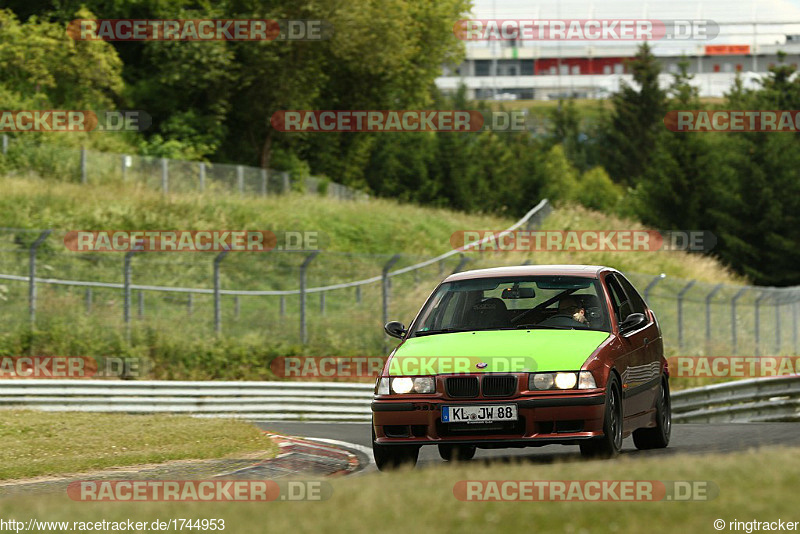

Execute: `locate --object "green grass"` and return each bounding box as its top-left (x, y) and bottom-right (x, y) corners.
top-left (0, 446), bottom-right (797, 533)
top-left (0, 176), bottom-right (753, 380)
top-left (0, 410), bottom-right (276, 481)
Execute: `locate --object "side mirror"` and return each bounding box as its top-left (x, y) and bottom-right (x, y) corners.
top-left (619, 313), bottom-right (646, 334)
top-left (384, 321), bottom-right (407, 339)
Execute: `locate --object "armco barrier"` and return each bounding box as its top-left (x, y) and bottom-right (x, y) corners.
top-left (0, 380), bottom-right (374, 422)
top-left (671, 375), bottom-right (800, 423)
top-left (2, 376), bottom-right (798, 423)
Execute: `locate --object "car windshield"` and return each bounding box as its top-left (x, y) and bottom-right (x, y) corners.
top-left (409, 275), bottom-right (611, 336)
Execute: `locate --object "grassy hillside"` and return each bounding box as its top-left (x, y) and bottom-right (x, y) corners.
top-left (0, 175), bottom-right (743, 380)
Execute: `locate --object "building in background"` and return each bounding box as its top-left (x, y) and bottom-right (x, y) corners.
top-left (436, 0), bottom-right (800, 99)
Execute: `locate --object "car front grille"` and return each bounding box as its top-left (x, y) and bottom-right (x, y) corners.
top-left (482, 375), bottom-right (517, 397)
top-left (445, 377), bottom-right (480, 398)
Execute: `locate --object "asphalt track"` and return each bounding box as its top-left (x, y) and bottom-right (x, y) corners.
top-left (256, 422), bottom-right (800, 470)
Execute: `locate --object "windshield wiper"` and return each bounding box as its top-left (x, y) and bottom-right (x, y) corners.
top-left (413, 328), bottom-right (470, 337)
top-left (514, 324), bottom-right (572, 330)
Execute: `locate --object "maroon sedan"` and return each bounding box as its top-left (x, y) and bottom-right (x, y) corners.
top-left (372, 265), bottom-right (671, 470)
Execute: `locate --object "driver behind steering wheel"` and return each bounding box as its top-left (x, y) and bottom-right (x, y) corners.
top-left (556, 296), bottom-right (589, 326)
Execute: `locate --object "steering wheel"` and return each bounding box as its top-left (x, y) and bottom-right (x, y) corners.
top-left (510, 301), bottom-right (549, 325)
top-left (538, 313), bottom-right (587, 328)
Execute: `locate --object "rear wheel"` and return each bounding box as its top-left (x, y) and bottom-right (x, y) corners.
top-left (438, 444), bottom-right (476, 462)
top-left (372, 427), bottom-right (419, 471)
top-left (580, 374), bottom-right (623, 459)
top-left (633, 378), bottom-right (671, 450)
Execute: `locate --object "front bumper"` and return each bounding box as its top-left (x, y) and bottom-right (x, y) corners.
top-left (372, 391), bottom-right (606, 446)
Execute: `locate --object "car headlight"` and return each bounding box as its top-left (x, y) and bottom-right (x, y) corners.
top-left (529, 371), bottom-right (598, 390)
top-left (578, 371), bottom-right (597, 389)
top-left (554, 372), bottom-right (578, 389)
top-left (376, 377), bottom-right (390, 395)
top-left (388, 376), bottom-right (435, 394)
top-left (391, 377), bottom-right (414, 394)
top-left (531, 373), bottom-right (555, 390)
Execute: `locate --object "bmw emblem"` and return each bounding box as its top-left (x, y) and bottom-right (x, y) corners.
top-left (476, 362), bottom-right (488, 369)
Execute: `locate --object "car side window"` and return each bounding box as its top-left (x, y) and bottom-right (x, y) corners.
top-left (604, 276), bottom-right (624, 322)
top-left (615, 274), bottom-right (647, 316)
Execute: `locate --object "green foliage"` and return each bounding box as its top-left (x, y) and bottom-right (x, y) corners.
top-left (575, 167), bottom-right (622, 213)
top-left (601, 43), bottom-right (668, 187)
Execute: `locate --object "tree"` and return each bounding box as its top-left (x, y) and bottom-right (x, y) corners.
top-left (601, 43), bottom-right (667, 187)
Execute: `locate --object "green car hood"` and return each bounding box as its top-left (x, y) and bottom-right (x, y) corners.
top-left (389, 329), bottom-right (609, 375)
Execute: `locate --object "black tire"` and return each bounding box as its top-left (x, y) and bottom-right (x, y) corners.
top-left (438, 444), bottom-right (477, 462)
top-left (372, 427), bottom-right (419, 471)
top-left (633, 378), bottom-right (671, 450)
top-left (580, 374), bottom-right (623, 459)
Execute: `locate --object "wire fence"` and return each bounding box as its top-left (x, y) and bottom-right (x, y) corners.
top-left (0, 202), bottom-right (799, 357)
top-left (0, 134), bottom-right (364, 200)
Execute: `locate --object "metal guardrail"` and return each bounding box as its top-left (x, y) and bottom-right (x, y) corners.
top-left (672, 376), bottom-right (800, 423)
top-left (0, 380), bottom-right (374, 422)
top-left (3, 376), bottom-right (798, 424)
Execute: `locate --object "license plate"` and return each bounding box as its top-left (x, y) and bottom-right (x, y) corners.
top-left (441, 404), bottom-right (518, 423)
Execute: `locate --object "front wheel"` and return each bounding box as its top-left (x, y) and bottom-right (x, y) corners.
top-left (580, 374), bottom-right (623, 459)
top-left (632, 378), bottom-right (671, 450)
top-left (372, 427), bottom-right (419, 471)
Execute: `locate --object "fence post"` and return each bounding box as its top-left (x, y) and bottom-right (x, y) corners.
top-left (121, 155), bottom-right (127, 181)
top-left (280, 296), bottom-right (286, 317)
top-left (29, 229), bottom-right (53, 327)
top-left (161, 158), bottom-right (169, 195)
top-left (123, 251), bottom-right (137, 340)
top-left (755, 291), bottom-right (768, 357)
top-left (261, 169), bottom-right (268, 196)
top-left (705, 283), bottom-right (723, 349)
top-left (187, 293), bottom-right (193, 316)
top-left (137, 290), bottom-right (144, 319)
top-left (85, 288), bottom-right (92, 314)
top-left (213, 250), bottom-right (229, 335)
top-left (677, 280), bottom-right (696, 350)
top-left (299, 251), bottom-right (320, 344)
top-left (731, 287), bottom-right (749, 355)
top-left (439, 260), bottom-right (445, 277)
top-left (355, 286), bottom-right (361, 304)
top-left (80, 147), bottom-right (87, 184)
top-left (237, 165), bottom-right (244, 194)
top-left (1, 134), bottom-right (7, 155)
top-left (644, 273), bottom-right (666, 303)
top-left (199, 163), bottom-right (205, 192)
top-left (775, 291), bottom-right (781, 355)
top-left (234, 296), bottom-right (240, 319)
top-left (282, 172), bottom-right (290, 193)
top-left (793, 298), bottom-right (798, 355)
top-left (320, 293), bottom-right (326, 315)
top-left (452, 254), bottom-right (470, 274)
top-left (382, 255), bottom-right (402, 352)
